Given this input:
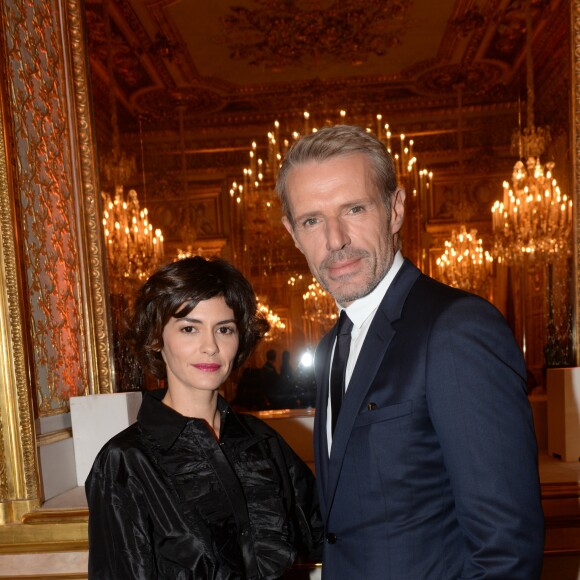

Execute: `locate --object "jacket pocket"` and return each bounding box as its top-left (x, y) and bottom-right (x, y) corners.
top-left (353, 400), bottom-right (413, 428)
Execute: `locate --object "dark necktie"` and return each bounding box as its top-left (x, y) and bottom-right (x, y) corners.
top-left (330, 310), bottom-right (353, 434)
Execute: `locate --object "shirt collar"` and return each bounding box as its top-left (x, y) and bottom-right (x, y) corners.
top-left (340, 250), bottom-right (404, 328)
top-left (138, 388), bottom-right (231, 451)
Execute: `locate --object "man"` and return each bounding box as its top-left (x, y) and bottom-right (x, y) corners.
top-left (263, 348), bottom-right (279, 376)
top-left (276, 125), bottom-right (544, 579)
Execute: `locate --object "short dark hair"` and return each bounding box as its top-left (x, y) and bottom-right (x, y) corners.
top-left (276, 124), bottom-right (397, 227)
top-left (125, 256), bottom-right (269, 379)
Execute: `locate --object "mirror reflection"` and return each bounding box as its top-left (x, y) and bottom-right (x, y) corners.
top-left (85, 0), bottom-right (573, 406)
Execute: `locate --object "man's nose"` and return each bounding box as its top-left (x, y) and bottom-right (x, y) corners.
top-left (326, 217), bottom-right (350, 251)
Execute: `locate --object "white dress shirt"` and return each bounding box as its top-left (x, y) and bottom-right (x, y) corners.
top-left (326, 251), bottom-right (404, 453)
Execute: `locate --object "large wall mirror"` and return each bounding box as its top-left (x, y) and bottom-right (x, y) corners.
top-left (83, 0), bottom-right (578, 397)
top-left (0, 0), bottom-right (578, 551)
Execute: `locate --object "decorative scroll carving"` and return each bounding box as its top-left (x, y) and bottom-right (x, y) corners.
top-left (135, 87), bottom-right (226, 116)
top-left (221, 0), bottom-right (413, 70)
top-left (4, 0), bottom-right (88, 413)
top-left (0, 23), bottom-right (38, 502)
top-left (416, 63), bottom-right (504, 96)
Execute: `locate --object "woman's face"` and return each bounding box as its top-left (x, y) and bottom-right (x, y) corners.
top-left (160, 296), bottom-right (239, 395)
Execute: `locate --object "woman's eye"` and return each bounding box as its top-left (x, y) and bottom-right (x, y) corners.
top-left (217, 326), bottom-right (236, 335)
top-left (180, 325), bottom-right (195, 334)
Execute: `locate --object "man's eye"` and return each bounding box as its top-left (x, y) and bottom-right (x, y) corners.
top-left (349, 205), bottom-right (364, 214)
top-left (302, 217), bottom-right (318, 227)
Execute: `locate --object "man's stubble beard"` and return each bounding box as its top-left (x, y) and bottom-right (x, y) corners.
top-left (315, 246), bottom-right (394, 306)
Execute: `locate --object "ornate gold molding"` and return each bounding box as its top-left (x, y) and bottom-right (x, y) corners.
top-left (573, 0), bottom-right (580, 365)
top-left (0, 6), bottom-right (40, 516)
top-left (0, 507), bottom-right (88, 553)
top-left (65, 0), bottom-right (114, 394)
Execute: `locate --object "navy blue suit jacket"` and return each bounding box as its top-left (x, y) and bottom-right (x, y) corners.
top-left (314, 260), bottom-right (544, 579)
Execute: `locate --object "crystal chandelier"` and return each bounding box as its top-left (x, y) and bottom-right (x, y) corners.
top-left (436, 226), bottom-right (493, 295)
top-left (302, 278), bottom-right (338, 330)
top-left (102, 188), bottom-right (164, 295)
top-left (491, 158), bottom-right (572, 263)
top-left (100, 3), bottom-right (164, 296)
top-left (288, 274), bottom-right (338, 332)
top-left (491, 2), bottom-right (572, 264)
top-left (435, 85), bottom-right (494, 297)
top-left (229, 111), bottom-right (434, 200)
top-left (257, 299), bottom-right (286, 342)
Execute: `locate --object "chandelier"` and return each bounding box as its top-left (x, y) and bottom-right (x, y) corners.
top-left (102, 187), bottom-right (164, 295)
top-left (257, 299), bottom-right (286, 342)
top-left (436, 226), bottom-right (493, 295)
top-left (228, 108), bottom-right (434, 207)
top-left (302, 278), bottom-right (338, 331)
top-left (288, 274), bottom-right (337, 333)
top-left (491, 158), bottom-right (571, 263)
top-left (100, 2), bottom-right (164, 296)
top-left (491, 2), bottom-right (572, 265)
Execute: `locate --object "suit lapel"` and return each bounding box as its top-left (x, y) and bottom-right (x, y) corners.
top-left (324, 307), bottom-right (394, 514)
top-left (324, 260), bottom-right (422, 517)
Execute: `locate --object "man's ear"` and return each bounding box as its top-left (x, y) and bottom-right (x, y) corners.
top-left (281, 216), bottom-right (303, 253)
top-left (390, 187), bottom-right (406, 234)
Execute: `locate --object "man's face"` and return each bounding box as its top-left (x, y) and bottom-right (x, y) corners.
top-left (282, 154), bottom-right (405, 307)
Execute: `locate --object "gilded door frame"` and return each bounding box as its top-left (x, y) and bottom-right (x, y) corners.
top-left (0, 0), bottom-right (113, 525)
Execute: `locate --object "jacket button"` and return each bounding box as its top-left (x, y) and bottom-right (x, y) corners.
top-left (368, 402), bottom-right (377, 411)
top-left (326, 532), bottom-right (337, 544)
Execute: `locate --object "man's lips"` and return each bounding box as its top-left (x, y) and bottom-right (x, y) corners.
top-left (327, 257), bottom-right (361, 277)
top-left (193, 363), bottom-right (221, 372)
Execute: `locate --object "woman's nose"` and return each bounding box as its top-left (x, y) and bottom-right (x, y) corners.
top-left (201, 334), bottom-right (218, 356)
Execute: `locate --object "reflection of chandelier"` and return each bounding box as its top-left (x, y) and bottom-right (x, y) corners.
top-left (229, 112), bottom-right (433, 197)
top-left (257, 299), bottom-right (286, 342)
top-left (436, 226), bottom-right (493, 295)
top-left (491, 156), bottom-right (572, 263)
top-left (102, 187), bottom-right (164, 294)
top-left (100, 2), bottom-right (164, 296)
top-left (491, 1), bottom-right (572, 265)
top-left (302, 278), bottom-right (338, 330)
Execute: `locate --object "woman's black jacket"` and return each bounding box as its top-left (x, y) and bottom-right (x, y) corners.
top-left (85, 389), bottom-right (322, 579)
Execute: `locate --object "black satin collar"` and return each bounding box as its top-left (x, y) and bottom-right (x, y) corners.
top-left (138, 389), bottom-right (259, 451)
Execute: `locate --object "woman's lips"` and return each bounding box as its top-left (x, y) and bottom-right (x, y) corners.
top-left (193, 363), bottom-right (221, 372)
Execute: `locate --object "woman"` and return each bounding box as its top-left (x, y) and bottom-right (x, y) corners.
top-left (86, 256), bottom-right (322, 579)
